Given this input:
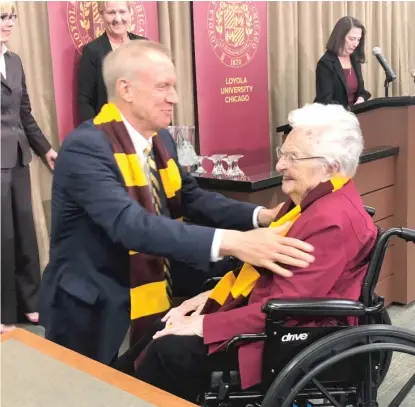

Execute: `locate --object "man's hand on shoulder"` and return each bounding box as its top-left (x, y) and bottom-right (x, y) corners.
top-left (219, 225), bottom-right (315, 277)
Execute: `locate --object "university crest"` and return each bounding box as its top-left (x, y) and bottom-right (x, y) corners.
top-left (207, 1), bottom-right (261, 68)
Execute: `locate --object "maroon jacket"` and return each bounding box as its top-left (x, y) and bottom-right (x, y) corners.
top-left (203, 180), bottom-right (378, 389)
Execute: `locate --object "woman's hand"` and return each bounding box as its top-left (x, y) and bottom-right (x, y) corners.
top-left (161, 290), bottom-right (211, 327)
top-left (354, 96), bottom-right (365, 105)
top-left (45, 148), bottom-right (58, 170)
top-left (154, 315), bottom-right (205, 339)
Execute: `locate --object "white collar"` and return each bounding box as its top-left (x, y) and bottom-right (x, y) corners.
top-left (120, 114), bottom-right (152, 154)
top-left (1, 43), bottom-right (8, 56)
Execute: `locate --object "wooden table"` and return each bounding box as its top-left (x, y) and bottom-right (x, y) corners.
top-left (1, 329), bottom-right (197, 407)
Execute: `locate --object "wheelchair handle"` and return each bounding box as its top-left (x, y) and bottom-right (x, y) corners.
top-left (398, 227), bottom-right (415, 243)
top-left (364, 205), bottom-right (376, 218)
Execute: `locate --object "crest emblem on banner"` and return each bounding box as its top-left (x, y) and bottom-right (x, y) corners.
top-left (67, 1), bottom-right (147, 54)
top-left (207, 1), bottom-right (260, 68)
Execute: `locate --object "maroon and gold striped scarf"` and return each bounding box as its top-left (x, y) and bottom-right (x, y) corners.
top-left (94, 103), bottom-right (183, 343)
top-left (201, 176), bottom-right (349, 315)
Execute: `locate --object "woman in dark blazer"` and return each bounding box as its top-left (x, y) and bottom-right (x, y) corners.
top-left (315, 16), bottom-right (371, 108)
top-left (77, 1), bottom-right (146, 122)
top-left (1, 3), bottom-right (57, 333)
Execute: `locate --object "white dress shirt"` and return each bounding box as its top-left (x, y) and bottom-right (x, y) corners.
top-left (0, 43), bottom-right (8, 79)
top-left (122, 114), bottom-right (151, 180)
top-left (121, 115), bottom-right (262, 262)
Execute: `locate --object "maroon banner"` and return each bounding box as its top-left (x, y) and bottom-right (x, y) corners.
top-left (193, 1), bottom-right (270, 169)
top-left (47, 1), bottom-right (159, 142)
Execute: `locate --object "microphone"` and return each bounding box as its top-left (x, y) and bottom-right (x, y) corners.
top-left (372, 47), bottom-right (397, 82)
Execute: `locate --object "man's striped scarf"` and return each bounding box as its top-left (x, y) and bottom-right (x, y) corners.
top-left (93, 103), bottom-right (182, 343)
top-left (201, 176), bottom-right (350, 315)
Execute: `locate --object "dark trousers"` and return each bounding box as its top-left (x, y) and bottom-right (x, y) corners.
top-left (113, 319), bottom-right (211, 403)
top-left (1, 164), bottom-right (40, 324)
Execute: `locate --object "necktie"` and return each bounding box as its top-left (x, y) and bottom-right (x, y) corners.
top-left (144, 143), bottom-right (173, 303)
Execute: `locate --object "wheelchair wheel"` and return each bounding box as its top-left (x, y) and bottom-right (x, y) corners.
top-left (377, 308), bottom-right (392, 385)
top-left (261, 325), bottom-right (415, 407)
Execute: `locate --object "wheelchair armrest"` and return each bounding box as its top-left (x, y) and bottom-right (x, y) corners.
top-left (262, 298), bottom-right (366, 318)
top-left (202, 276), bottom-right (222, 291)
top-left (224, 333), bottom-right (267, 352)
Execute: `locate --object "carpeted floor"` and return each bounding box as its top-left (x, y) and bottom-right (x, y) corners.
top-left (377, 303), bottom-right (415, 406)
top-left (16, 302), bottom-right (415, 406)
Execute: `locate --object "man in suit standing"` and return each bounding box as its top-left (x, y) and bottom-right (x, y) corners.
top-left (1, 3), bottom-right (57, 333)
top-left (39, 40), bottom-right (315, 364)
top-left (77, 1), bottom-right (146, 122)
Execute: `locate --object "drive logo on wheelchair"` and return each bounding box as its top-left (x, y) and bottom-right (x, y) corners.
top-left (281, 332), bottom-right (309, 342)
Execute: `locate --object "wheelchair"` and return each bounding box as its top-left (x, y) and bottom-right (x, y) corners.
top-left (200, 207), bottom-right (415, 407)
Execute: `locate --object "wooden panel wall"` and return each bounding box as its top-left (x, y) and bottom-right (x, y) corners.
top-left (355, 157), bottom-right (396, 305)
top-left (358, 106), bottom-right (415, 304)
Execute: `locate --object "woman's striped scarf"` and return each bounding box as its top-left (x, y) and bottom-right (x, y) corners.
top-left (201, 176), bottom-right (350, 315)
top-left (94, 103), bottom-right (183, 343)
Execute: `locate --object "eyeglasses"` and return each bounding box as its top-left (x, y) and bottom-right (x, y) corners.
top-left (276, 147), bottom-right (324, 165)
top-left (1, 13), bottom-right (17, 22)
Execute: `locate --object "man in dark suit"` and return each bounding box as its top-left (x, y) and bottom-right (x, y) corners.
top-left (77, 1), bottom-right (146, 122)
top-left (1, 6), bottom-right (57, 332)
top-left (39, 40), bottom-right (315, 364)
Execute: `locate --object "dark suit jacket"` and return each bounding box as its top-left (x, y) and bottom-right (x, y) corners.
top-left (77, 32), bottom-right (146, 123)
top-left (39, 122), bottom-right (257, 364)
top-left (203, 180), bottom-right (378, 389)
top-left (1, 51), bottom-right (51, 169)
top-left (314, 51), bottom-right (371, 107)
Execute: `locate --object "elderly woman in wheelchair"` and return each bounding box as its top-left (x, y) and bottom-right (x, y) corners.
top-left (115, 104), bottom-right (415, 406)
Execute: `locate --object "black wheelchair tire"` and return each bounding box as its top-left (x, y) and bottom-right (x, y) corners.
top-left (378, 308), bottom-right (393, 385)
top-left (261, 325), bottom-right (415, 407)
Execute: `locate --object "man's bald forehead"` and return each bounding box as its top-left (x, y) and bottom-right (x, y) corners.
top-left (117, 40), bottom-right (171, 61)
top-left (141, 49), bottom-right (173, 66)
top-left (103, 40), bottom-right (173, 98)
top-left (130, 50), bottom-right (174, 80)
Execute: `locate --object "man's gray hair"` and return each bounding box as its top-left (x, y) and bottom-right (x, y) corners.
top-left (102, 40), bottom-right (171, 100)
top-left (288, 103), bottom-right (364, 177)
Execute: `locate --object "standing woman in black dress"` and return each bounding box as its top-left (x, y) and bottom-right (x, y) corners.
top-left (1, 2), bottom-right (57, 333)
top-left (77, 1), bottom-right (146, 122)
top-left (315, 16), bottom-right (371, 108)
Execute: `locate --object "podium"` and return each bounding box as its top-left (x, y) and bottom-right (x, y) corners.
top-left (277, 97), bottom-right (415, 305)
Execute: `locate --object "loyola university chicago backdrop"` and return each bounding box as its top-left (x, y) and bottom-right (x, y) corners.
top-left (47, 1), bottom-right (159, 141)
top-left (193, 1), bottom-right (270, 168)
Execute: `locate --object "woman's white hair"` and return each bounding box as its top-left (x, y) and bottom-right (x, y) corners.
top-left (288, 103), bottom-right (363, 177)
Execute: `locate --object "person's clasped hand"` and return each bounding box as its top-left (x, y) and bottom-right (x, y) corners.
top-left (161, 290), bottom-right (211, 327)
top-left (154, 314), bottom-right (205, 339)
top-left (45, 148), bottom-right (58, 170)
